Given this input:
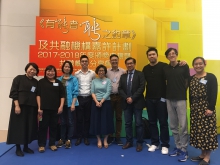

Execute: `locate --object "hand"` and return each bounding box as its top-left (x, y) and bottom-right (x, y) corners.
top-left (57, 106), bottom-right (63, 114)
top-left (96, 101), bottom-right (99, 107)
top-left (179, 60), bottom-right (187, 66)
top-left (38, 109), bottom-right (43, 115)
top-left (15, 105), bottom-right (21, 115)
top-left (99, 101), bottom-right (103, 107)
top-left (96, 101), bottom-right (102, 107)
top-left (126, 97), bottom-right (133, 104)
top-left (70, 104), bottom-right (75, 111)
top-left (205, 109), bottom-right (213, 116)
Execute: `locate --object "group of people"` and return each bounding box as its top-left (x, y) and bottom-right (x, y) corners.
top-left (142, 48), bottom-right (218, 165)
top-left (6, 48), bottom-right (218, 165)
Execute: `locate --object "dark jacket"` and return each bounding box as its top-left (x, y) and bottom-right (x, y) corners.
top-left (118, 69), bottom-right (146, 109)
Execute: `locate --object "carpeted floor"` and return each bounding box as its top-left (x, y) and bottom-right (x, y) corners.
top-left (0, 136), bottom-right (219, 165)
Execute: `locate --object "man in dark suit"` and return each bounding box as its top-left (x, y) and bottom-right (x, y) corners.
top-left (118, 57), bottom-right (146, 152)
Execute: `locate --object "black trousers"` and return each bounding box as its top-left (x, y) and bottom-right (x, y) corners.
top-left (75, 96), bottom-right (92, 138)
top-left (146, 99), bottom-right (170, 148)
top-left (38, 110), bottom-right (59, 147)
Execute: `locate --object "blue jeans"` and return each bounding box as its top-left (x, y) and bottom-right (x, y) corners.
top-left (146, 99), bottom-right (170, 148)
top-left (60, 105), bottom-right (74, 140)
top-left (124, 104), bottom-right (143, 145)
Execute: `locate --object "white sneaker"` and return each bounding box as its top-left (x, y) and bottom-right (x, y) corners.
top-left (161, 147), bottom-right (169, 155)
top-left (148, 145), bottom-right (159, 152)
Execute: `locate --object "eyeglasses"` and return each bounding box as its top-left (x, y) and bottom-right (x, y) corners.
top-left (126, 62), bottom-right (134, 65)
top-left (168, 52), bottom-right (176, 56)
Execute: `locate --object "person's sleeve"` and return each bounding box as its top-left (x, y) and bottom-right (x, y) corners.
top-left (184, 64), bottom-right (190, 79)
top-left (142, 67), bottom-right (147, 80)
top-left (72, 77), bottom-right (79, 98)
top-left (163, 66), bottom-right (167, 81)
top-left (91, 79), bottom-right (95, 94)
top-left (118, 75), bottom-right (127, 100)
top-left (188, 76), bottom-right (193, 108)
top-left (207, 74), bottom-right (218, 111)
top-left (59, 81), bottom-right (65, 98)
top-left (92, 72), bottom-right (96, 79)
top-left (131, 72), bottom-right (145, 101)
top-left (103, 79), bottom-right (111, 100)
top-left (37, 80), bottom-right (41, 96)
top-left (9, 76), bottom-right (20, 100)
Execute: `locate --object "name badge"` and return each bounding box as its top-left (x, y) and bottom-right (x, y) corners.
top-left (160, 98), bottom-right (166, 102)
top-left (31, 86), bottom-right (36, 92)
top-left (53, 83), bottom-right (59, 86)
top-left (199, 79), bottom-right (207, 85)
top-left (102, 81), bottom-right (106, 85)
top-left (113, 77), bottom-right (117, 83)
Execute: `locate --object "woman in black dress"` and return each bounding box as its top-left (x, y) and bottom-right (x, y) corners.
top-left (7, 63), bottom-right (39, 157)
top-left (189, 57), bottom-right (218, 165)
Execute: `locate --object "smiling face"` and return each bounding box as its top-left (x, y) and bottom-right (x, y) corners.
top-left (97, 67), bottom-right (106, 79)
top-left (167, 49), bottom-right (177, 62)
top-left (125, 59), bottom-right (135, 72)
top-left (193, 58), bottom-right (206, 74)
top-left (46, 68), bottom-right (56, 80)
top-left (147, 50), bottom-right (158, 65)
top-left (26, 65), bottom-right (37, 78)
top-left (110, 56), bottom-right (119, 68)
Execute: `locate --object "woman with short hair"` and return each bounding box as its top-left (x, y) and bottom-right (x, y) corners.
top-left (90, 64), bottom-right (114, 149)
top-left (37, 65), bottom-right (65, 153)
top-left (7, 63), bottom-right (39, 157)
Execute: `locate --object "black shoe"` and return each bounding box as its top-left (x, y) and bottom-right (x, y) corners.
top-left (199, 160), bottom-right (210, 165)
top-left (84, 138), bottom-right (90, 145)
top-left (115, 138), bottom-right (123, 146)
top-left (23, 148), bottom-right (34, 154)
top-left (107, 137), bottom-right (114, 145)
top-left (75, 138), bottom-right (82, 146)
top-left (191, 156), bottom-right (204, 162)
top-left (16, 150), bottom-right (24, 157)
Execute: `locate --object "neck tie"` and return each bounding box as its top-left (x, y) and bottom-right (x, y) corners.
top-left (127, 72), bottom-right (133, 96)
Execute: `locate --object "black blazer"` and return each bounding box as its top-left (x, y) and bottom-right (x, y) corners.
top-left (118, 69), bottom-right (146, 110)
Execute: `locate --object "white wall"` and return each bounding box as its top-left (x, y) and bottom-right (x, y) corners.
top-left (0, 0), bottom-right (40, 130)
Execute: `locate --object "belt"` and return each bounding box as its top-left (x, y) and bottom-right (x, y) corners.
top-left (78, 95), bottom-right (91, 98)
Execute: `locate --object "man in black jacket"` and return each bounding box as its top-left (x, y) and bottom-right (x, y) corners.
top-left (118, 57), bottom-right (145, 152)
